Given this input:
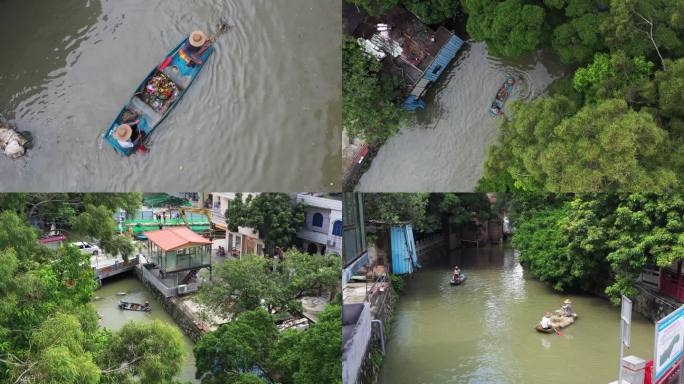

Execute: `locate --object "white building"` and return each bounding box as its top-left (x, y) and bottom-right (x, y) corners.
top-left (296, 193), bottom-right (343, 256)
top-left (209, 193), bottom-right (264, 257)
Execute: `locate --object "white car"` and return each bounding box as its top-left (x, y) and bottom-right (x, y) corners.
top-left (71, 241), bottom-right (100, 255)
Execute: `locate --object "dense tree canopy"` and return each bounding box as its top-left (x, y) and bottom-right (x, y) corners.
top-left (511, 193), bottom-right (684, 304)
top-left (342, 38), bottom-right (407, 144)
top-left (198, 250), bottom-right (340, 316)
top-left (363, 193), bottom-right (496, 234)
top-left (464, 0), bottom-right (546, 57)
top-left (481, 95), bottom-right (678, 192)
top-left (195, 304), bottom-right (342, 384)
top-left (0, 208), bottom-right (187, 384)
top-left (403, 0), bottom-right (461, 24)
top-left (225, 193), bottom-right (304, 255)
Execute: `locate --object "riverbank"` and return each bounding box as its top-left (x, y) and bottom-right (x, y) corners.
top-left (356, 43), bottom-right (567, 192)
top-left (376, 246), bottom-right (654, 384)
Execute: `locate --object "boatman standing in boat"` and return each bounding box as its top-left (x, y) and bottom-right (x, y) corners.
top-left (561, 299), bottom-right (573, 317)
top-left (180, 30), bottom-right (210, 66)
top-left (539, 312), bottom-right (554, 330)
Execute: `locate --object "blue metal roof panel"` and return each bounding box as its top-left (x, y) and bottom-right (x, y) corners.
top-left (391, 225), bottom-right (418, 274)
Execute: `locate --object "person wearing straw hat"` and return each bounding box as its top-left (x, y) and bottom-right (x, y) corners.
top-left (114, 124), bottom-right (141, 149)
top-left (561, 298), bottom-right (573, 317)
top-left (180, 30), bottom-right (210, 66)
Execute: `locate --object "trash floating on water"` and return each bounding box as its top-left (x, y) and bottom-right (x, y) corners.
top-left (116, 291), bottom-right (127, 296)
top-left (0, 118), bottom-right (31, 159)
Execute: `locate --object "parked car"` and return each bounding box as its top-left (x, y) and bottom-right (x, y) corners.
top-left (70, 241), bottom-right (100, 255)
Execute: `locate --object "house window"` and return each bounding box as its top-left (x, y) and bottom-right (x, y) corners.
top-left (332, 220), bottom-right (343, 236)
top-left (312, 213), bottom-right (323, 228)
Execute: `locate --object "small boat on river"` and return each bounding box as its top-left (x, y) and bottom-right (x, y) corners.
top-left (103, 32), bottom-right (215, 156)
top-left (488, 75), bottom-right (516, 117)
top-left (450, 274), bottom-right (466, 285)
top-left (118, 300), bottom-right (151, 312)
top-left (535, 311), bottom-right (577, 333)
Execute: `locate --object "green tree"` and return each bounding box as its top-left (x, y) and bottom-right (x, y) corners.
top-left (362, 193), bottom-right (432, 231)
top-left (512, 193), bottom-right (684, 303)
top-left (199, 252), bottom-right (340, 316)
top-left (269, 304), bottom-right (342, 384)
top-left (235, 373), bottom-right (268, 384)
top-left (289, 304), bottom-right (342, 384)
top-left (552, 13), bottom-right (607, 64)
top-left (602, 0), bottom-right (684, 65)
top-left (573, 52), bottom-right (655, 104)
top-left (482, 97), bottom-right (677, 191)
top-left (0, 200), bottom-right (187, 384)
top-left (194, 309), bottom-right (277, 384)
top-left (280, 250), bottom-right (341, 302)
top-left (199, 255), bottom-right (275, 315)
top-left (0, 210), bottom-right (41, 264)
top-left (403, 0), bottom-right (461, 24)
top-left (98, 321), bottom-right (186, 384)
top-left (342, 37), bottom-right (407, 144)
top-left (225, 193), bottom-right (304, 255)
top-left (655, 58), bottom-right (684, 120)
top-left (464, 0), bottom-right (546, 57)
top-left (602, 194), bottom-right (684, 303)
top-left (347, 0), bottom-right (400, 15)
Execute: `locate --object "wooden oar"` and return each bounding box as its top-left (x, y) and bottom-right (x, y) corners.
top-left (553, 327), bottom-right (563, 336)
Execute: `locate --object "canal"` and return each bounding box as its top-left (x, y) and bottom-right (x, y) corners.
top-left (378, 246), bottom-right (654, 384)
top-left (357, 43), bottom-right (570, 192)
top-left (0, 0), bottom-right (340, 191)
top-left (92, 275), bottom-right (198, 383)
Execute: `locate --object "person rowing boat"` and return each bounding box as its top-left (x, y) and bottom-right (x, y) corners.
top-left (561, 298), bottom-right (573, 317)
top-left (179, 30), bottom-right (211, 66)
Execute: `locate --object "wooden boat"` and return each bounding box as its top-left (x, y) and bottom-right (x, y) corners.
top-left (118, 300), bottom-right (151, 312)
top-left (450, 274), bottom-right (466, 285)
top-left (488, 75), bottom-right (516, 117)
top-left (104, 36), bottom-right (215, 156)
top-left (535, 312), bottom-right (577, 333)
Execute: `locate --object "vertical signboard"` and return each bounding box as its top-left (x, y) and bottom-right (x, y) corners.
top-left (655, 305), bottom-right (684, 384)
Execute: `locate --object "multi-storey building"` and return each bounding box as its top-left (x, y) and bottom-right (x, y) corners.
top-left (295, 193), bottom-right (343, 256)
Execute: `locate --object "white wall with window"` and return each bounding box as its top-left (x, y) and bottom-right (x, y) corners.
top-left (296, 194), bottom-right (343, 256)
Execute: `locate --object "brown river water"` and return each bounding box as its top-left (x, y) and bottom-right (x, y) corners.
top-left (357, 43), bottom-right (570, 192)
top-left (378, 246), bottom-right (654, 384)
top-left (0, 0), bottom-right (340, 191)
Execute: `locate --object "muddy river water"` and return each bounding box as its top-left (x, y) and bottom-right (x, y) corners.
top-left (0, 0), bottom-right (340, 191)
top-left (358, 43), bottom-right (570, 192)
top-left (378, 246), bottom-right (654, 384)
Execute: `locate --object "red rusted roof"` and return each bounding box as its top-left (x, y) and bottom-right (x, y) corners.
top-left (143, 227), bottom-right (211, 251)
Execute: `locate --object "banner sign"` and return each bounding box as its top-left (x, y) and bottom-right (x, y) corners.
top-left (655, 305), bottom-right (684, 383)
